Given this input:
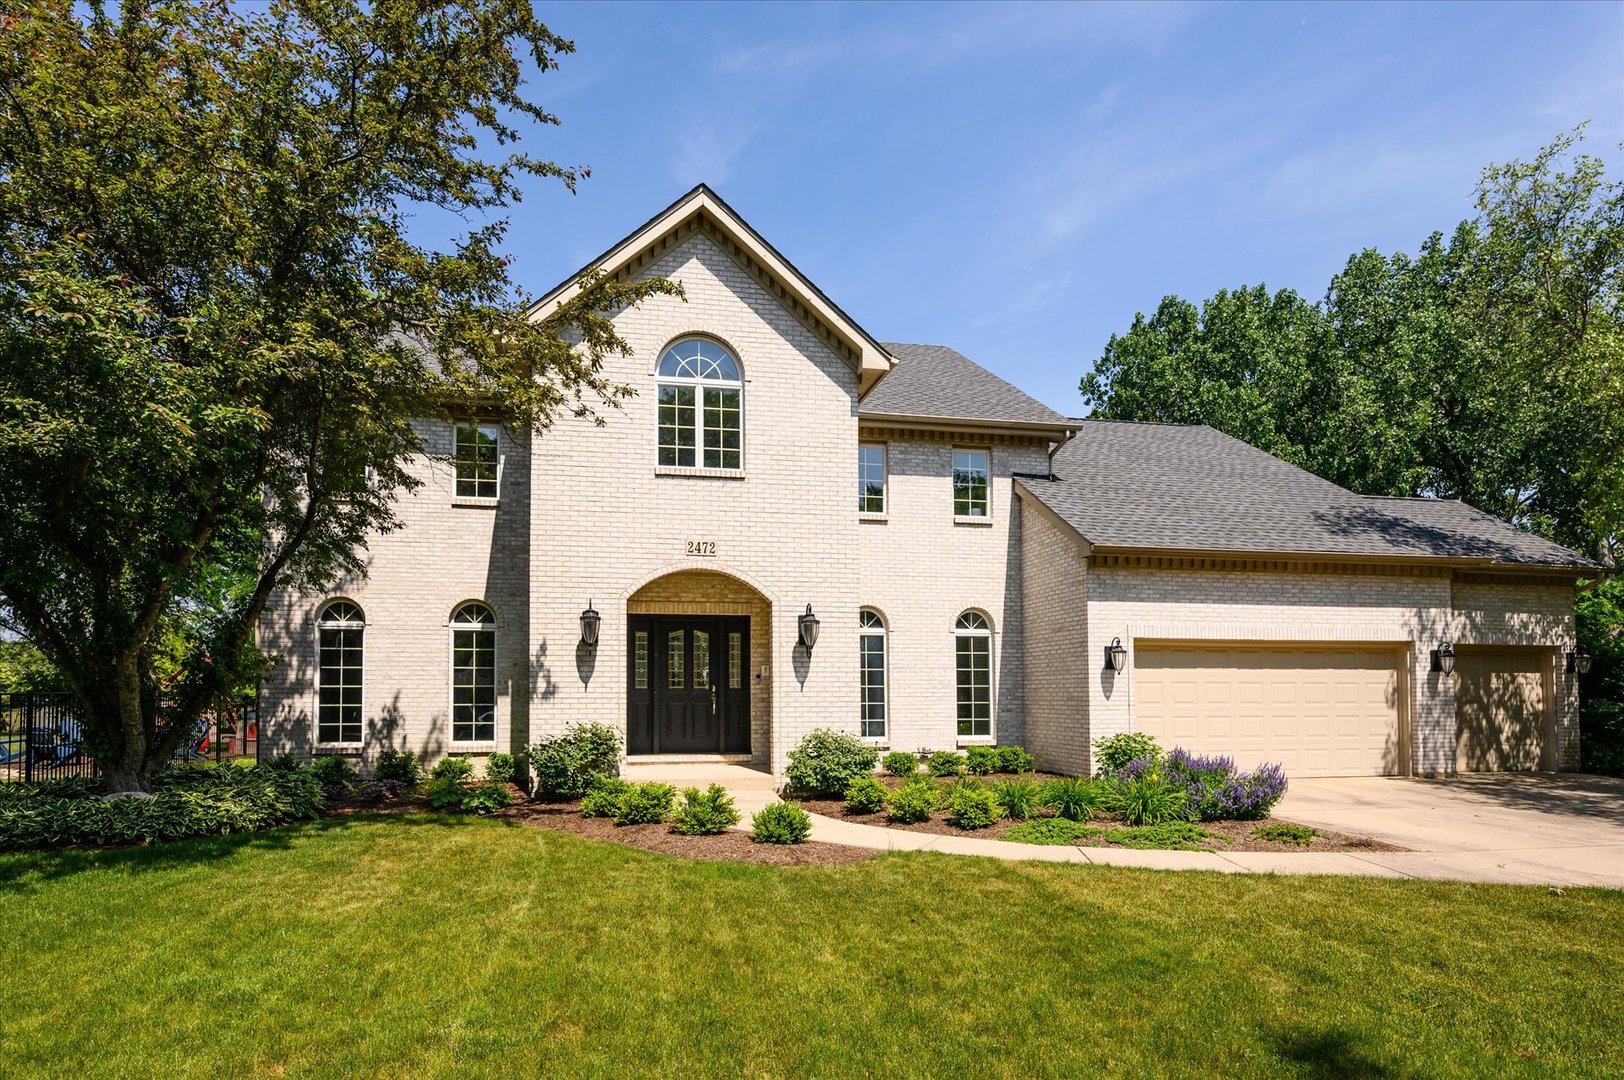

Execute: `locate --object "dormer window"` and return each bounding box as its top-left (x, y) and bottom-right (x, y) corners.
top-left (657, 337), bottom-right (743, 470)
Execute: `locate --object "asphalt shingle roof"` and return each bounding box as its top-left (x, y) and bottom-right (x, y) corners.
top-left (862, 343), bottom-right (1072, 428)
top-left (1019, 421), bottom-right (1594, 569)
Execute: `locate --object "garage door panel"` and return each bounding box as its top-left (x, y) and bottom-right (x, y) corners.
top-left (1136, 644), bottom-right (1402, 778)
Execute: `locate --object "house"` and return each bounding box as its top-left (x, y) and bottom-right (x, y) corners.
top-left (258, 185), bottom-right (1597, 779)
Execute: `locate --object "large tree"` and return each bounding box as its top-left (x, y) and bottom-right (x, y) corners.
top-left (0, 0), bottom-right (675, 790)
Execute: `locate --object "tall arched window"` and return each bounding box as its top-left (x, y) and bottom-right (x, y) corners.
top-left (451, 602), bottom-right (496, 744)
top-left (657, 337), bottom-right (743, 470)
top-left (954, 611), bottom-right (992, 738)
top-left (859, 609), bottom-right (887, 739)
top-left (317, 600), bottom-right (364, 745)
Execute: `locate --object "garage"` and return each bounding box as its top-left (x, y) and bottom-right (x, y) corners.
top-left (1134, 643), bottom-right (1405, 777)
top-left (1454, 648), bottom-right (1551, 772)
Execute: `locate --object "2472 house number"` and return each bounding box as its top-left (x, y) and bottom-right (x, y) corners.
top-left (685, 540), bottom-right (718, 557)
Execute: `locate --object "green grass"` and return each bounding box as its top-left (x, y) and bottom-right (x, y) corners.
top-left (1003, 816), bottom-right (1104, 844)
top-left (1254, 822), bottom-right (1320, 846)
top-left (1, 815), bottom-right (1620, 1078)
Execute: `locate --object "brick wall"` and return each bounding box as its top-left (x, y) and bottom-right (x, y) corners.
top-left (1017, 501), bottom-right (1089, 775)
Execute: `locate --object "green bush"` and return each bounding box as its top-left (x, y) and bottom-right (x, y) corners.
top-left (0, 774), bottom-right (103, 801)
top-left (927, 750), bottom-right (964, 777)
top-left (1093, 732), bottom-right (1161, 776)
top-left (309, 756), bottom-right (358, 788)
top-left (459, 781), bottom-right (514, 815)
top-left (785, 729), bottom-right (878, 797)
top-left (995, 745), bottom-right (1035, 774)
top-left (1105, 776), bottom-right (1190, 826)
top-left (886, 777), bottom-right (940, 824)
top-left (578, 776), bottom-right (630, 819)
top-left (882, 750), bottom-right (918, 778)
top-left (374, 749), bottom-right (421, 785)
top-left (843, 775), bottom-right (889, 815)
top-left (424, 775), bottom-right (465, 810)
top-left (261, 753), bottom-right (306, 773)
top-left (1253, 822), bottom-right (1318, 846)
top-left (484, 752), bottom-right (518, 784)
top-left (430, 756), bottom-right (474, 782)
top-left (1004, 818), bottom-right (1103, 845)
top-left (751, 801), bottom-right (812, 844)
top-left (614, 782), bottom-right (676, 826)
top-left (529, 723), bottom-right (621, 799)
top-left (671, 784), bottom-right (741, 836)
top-left (0, 764), bottom-right (323, 851)
top-left (945, 781), bottom-right (1002, 830)
top-left (964, 746), bottom-right (998, 775)
top-left (1039, 777), bottom-right (1109, 822)
top-left (1106, 822), bottom-right (1217, 850)
top-left (990, 777), bottom-right (1043, 820)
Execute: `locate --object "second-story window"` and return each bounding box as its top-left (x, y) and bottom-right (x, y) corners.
top-left (953, 448), bottom-right (989, 517)
top-left (454, 423), bottom-right (499, 499)
top-left (858, 444), bottom-right (886, 514)
top-left (657, 338), bottom-right (742, 470)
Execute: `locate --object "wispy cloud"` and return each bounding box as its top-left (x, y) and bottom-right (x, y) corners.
top-left (668, 116), bottom-right (761, 186)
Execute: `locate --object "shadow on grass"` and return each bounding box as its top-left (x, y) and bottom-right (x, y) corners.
top-left (1268, 1025), bottom-right (1393, 1078)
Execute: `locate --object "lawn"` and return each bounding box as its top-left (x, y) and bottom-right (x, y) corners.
top-left (0, 815), bottom-right (1619, 1078)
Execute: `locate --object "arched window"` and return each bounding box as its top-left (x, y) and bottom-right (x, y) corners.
top-left (451, 602), bottom-right (496, 744)
top-left (657, 337), bottom-right (742, 470)
top-left (954, 611), bottom-right (992, 738)
top-left (317, 600), bottom-right (364, 745)
top-left (859, 609), bottom-right (887, 739)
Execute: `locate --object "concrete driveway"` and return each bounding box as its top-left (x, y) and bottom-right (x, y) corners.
top-left (1276, 774), bottom-right (1624, 888)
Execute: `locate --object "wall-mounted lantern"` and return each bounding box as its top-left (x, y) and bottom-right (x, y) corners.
top-left (1431, 641), bottom-right (1455, 675)
top-left (1567, 649), bottom-right (1593, 675)
top-left (798, 604), bottom-right (821, 650)
top-left (1104, 636), bottom-right (1128, 673)
top-left (579, 601), bottom-right (600, 647)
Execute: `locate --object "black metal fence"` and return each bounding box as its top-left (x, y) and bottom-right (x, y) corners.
top-left (0, 692), bottom-right (259, 784)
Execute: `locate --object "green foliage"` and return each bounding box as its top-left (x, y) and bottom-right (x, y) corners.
top-left (945, 781), bottom-right (1002, 830)
top-left (0, 774), bottom-right (103, 802)
top-left (430, 757), bottom-right (475, 783)
top-left (751, 801), bottom-right (812, 844)
top-left (459, 781), bottom-right (514, 816)
top-left (671, 785), bottom-right (741, 836)
top-left (1039, 777), bottom-right (1110, 822)
top-left (0, 640), bottom-right (63, 693)
top-left (991, 777), bottom-right (1043, 820)
top-left (1106, 777), bottom-right (1192, 826)
top-left (424, 776), bottom-right (465, 811)
top-left (1577, 578), bottom-right (1624, 776)
top-left (578, 776), bottom-right (631, 819)
top-left (1106, 822), bottom-right (1219, 851)
top-left (529, 724), bottom-right (622, 799)
top-left (927, 751), bottom-right (965, 777)
top-left (484, 752), bottom-right (519, 785)
top-left (613, 782), bottom-right (676, 826)
top-left (1003, 818), bottom-right (1104, 845)
top-left (843, 775), bottom-right (890, 815)
top-left (882, 751), bottom-right (919, 778)
top-left (1253, 823), bottom-right (1318, 846)
top-left (964, 746), bottom-right (999, 775)
top-left (262, 754), bottom-right (306, 773)
top-left (885, 778), bottom-right (941, 824)
top-left (374, 750), bottom-right (421, 786)
top-left (785, 729), bottom-right (878, 797)
top-left (1093, 734), bottom-right (1162, 776)
top-left (0, 764), bottom-right (322, 850)
top-left (309, 756), bottom-right (358, 789)
top-left (994, 745), bottom-right (1036, 774)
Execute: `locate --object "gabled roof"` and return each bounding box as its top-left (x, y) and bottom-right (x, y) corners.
top-left (1016, 420), bottom-right (1596, 571)
top-left (861, 344), bottom-right (1075, 437)
top-left (530, 184), bottom-right (895, 393)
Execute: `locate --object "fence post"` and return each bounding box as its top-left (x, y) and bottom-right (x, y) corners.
top-left (23, 692), bottom-right (35, 784)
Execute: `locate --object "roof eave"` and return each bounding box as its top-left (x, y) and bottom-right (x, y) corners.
top-left (1084, 543), bottom-right (1596, 575)
top-left (860, 412), bottom-right (1078, 441)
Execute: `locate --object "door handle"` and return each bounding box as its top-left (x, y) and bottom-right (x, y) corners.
top-left (711, 685), bottom-right (718, 714)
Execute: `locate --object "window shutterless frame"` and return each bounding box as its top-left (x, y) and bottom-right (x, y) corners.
top-left (656, 337), bottom-right (744, 471)
top-left (954, 610), bottom-right (994, 739)
top-left (453, 423), bottom-right (500, 500)
top-left (859, 609), bottom-right (887, 739)
top-left (448, 602), bottom-right (497, 745)
top-left (315, 599), bottom-right (365, 747)
top-left (952, 447), bottom-right (991, 519)
top-left (858, 443), bottom-right (887, 515)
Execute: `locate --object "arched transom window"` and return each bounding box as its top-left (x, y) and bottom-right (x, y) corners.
top-left (657, 337), bottom-right (742, 470)
top-left (317, 600), bottom-right (364, 745)
top-left (954, 611), bottom-right (992, 738)
top-left (859, 610), bottom-right (887, 739)
top-left (450, 602), bottom-right (496, 744)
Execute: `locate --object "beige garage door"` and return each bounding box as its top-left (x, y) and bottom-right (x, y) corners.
top-left (1454, 649), bottom-right (1550, 772)
top-left (1135, 644), bottom-right (1403, 777)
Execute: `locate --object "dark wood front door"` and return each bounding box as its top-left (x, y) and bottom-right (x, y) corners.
top-left (628, 616), bottom-right (750, 755)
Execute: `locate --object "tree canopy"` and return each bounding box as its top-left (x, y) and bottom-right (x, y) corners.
top-left (0, 0), bottom-right (676, 789)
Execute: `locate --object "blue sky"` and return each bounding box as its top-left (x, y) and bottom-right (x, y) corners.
top-left (454, 1), bottom-right (1624, 415)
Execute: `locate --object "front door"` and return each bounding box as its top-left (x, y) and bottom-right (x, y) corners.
top-left (628, 616), bottom-right (750, 755)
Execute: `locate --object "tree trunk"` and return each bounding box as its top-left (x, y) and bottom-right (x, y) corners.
top-left (107, 651), bottom-right (155, 794)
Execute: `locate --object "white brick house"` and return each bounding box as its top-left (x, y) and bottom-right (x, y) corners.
top-left (258, 186), bottom-right (1597, 779)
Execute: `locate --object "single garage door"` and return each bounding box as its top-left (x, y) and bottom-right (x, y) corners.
top-left (1454, 648), bottom-right (1550, 772)
top-left (1135, 644), bottom-right (1403, 777)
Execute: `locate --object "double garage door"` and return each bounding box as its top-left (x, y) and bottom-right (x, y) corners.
top-left (1135, 643), bottom-right (1551, 776)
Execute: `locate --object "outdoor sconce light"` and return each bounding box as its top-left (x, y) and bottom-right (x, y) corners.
top-left (1568, 649), bottom-right (1593, 675)
top-left (1431, 641), bottom-right (1455, 675)
top-left (798, 604), bottom-right (821, 650)
top-left (1104, 637), bottom-right (1128, 673)
top-left (579, 601), bottom-right (600, 648)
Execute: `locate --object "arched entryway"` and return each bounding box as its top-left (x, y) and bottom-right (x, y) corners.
top-left (625, 570), bottom-right (771, 758)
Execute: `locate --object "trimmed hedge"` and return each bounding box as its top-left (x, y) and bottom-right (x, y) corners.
top-left (785, 729), bottom-right (877, 797)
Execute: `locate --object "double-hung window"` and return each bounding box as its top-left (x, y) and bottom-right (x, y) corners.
top-left (955, 611), bottom-right (992, 737)
top-left (953, 449), bottom-right (989, 518)
top-left (858, 444), bottom-right (887, 514)
top-left (454, 423), bottom-right (499, 499)
top-left (657, 338), bottom-right (743, 470)
top-left (859, 610), bottom-right (887, 738)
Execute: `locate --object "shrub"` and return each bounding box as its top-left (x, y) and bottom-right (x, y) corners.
top-left (529, 723), bottom-right (622, 799)
top-left (671, 784), bottom-right (741, 836)
top-left (1254, 822), bottom-right (1317, 846)
top-left (459, 781), bottom-right (514, 815)
top-left (374, 749), bottom-right (421, 785)
top-left (1004, 818), bottom-right (1103, 845)
top-left (424, 775), bottom-right (465, 810)
top-left (484, 752), bottom-right (518, 784)
top-left (1106, 822), bottom-right (1218, 850)
top-left (964, 746), bottom-right (998, 776)
top-left (309, 756), bottom-right (358, 789)
top-left (991, 777), bottom-right (1043, 820)
top-left (927, 750), bottom-right (964, 777)
top-left (430, 756), bottom-right (474, 782)
top-left (1213, 763), bottom-right (1289, 820)
top-left (1106, 776), bottom-right (1191, 826)
top-left (885, 778), bottom-right (940, 824)
top-left (1039, 777), bottom-right (1109, 822)
top-left (785, 729), bottom-right (878, 797)
top-left (843, 775), bottom-right (889, 815)
top-left (945, 781), bottom-right (1002, 830)
top-left (1162, 748), bottom-right (1239, 820)
top-left (995, 745), bottom-right (1035, 774)
top-left (261, 753), bottom-right (306, 773)
top-left (579, 776), bottom-right (630, 819)
top-left (882, 750), bottom-right (918, 778)
top-left (614, 782), bottom-right (676, 826)
top-left (752, 801), bottom-right (812, 844)
top-left (1093, 732), bottom-right (1161, 776)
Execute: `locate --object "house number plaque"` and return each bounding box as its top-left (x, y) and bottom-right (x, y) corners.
top-left (685, 540), bottom-right (718, 557)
